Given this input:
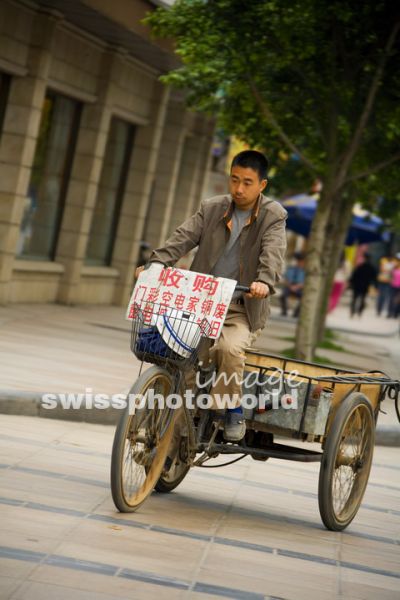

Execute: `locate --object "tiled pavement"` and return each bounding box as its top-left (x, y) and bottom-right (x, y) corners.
top-left (0, 415), bottom-right (399, 600)
top-left (0, 304), bottom-right (139, 396)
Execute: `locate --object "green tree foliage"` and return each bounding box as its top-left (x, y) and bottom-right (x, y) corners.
top-left (146, 0), bottom-right (400, 360)
top-left (147, 0), bottom-right (399, 179)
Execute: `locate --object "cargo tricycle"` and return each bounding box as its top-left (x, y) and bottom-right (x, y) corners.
top-left (110, 267), bottom-right (400, 531)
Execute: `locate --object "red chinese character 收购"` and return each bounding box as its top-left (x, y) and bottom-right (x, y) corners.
top-left (192, 275), bottom-right (219, 296)
top-left (159, 268), bottom-right (185, 289)
top-left (213, 302), bottom-right (227, 319)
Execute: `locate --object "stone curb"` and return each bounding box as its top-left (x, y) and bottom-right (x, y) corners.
top-left (0, 391), bottom-right (119, 426)
top-left (1, 390), bottom-right (399, 447)
top-left (374, 425), bottom-right (400, 447)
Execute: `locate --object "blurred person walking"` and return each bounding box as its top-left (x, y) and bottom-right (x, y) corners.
top-left (279, 252), bottom-right (305, 318)
top-left (328, 254), bottom-right (350, 313)
top-left (388, 255), bottom-right (400, 319)
top-left (349, 253), bottom-right (377, 317)
top-left (376, 253), bottom-right (396, 316)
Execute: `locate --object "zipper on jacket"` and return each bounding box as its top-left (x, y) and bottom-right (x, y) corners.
top-left (239, 226), bottom-right (247, 284)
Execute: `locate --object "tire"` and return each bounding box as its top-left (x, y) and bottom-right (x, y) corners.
top-left (318, 393), bottom-right (375, 531)
top-left (155, 462), bottom-right (190, 493)
top-left (110, 366), bottom-right (175, 512)
top-left (154, 408), bottom-right (191, 493)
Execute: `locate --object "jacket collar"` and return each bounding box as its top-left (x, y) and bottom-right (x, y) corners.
top-left (222, 194), bottom-right (263, 230)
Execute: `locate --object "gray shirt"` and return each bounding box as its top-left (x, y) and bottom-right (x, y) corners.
top-left (211, 207), bottom-right (252, 297)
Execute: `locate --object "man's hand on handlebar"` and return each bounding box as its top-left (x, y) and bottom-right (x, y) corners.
top-left (135, 260), bottom-right (168, 280)
top-left (247, 281), bottom-right (270, 299)
top-left (135, 265), bottom-right (145, 279)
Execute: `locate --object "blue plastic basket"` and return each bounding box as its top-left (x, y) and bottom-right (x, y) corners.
top-left (135, 326), bottom-right (175, 358)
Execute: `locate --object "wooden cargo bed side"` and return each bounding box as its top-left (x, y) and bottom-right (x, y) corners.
top-left (244, 350), bottom-right (382, 411)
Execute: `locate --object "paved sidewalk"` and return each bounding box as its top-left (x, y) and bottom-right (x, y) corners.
top-left (0, 304), bottom-right (136, 396)
top-left (0, 415), bottom-right (399, 600)
top-left (0, 301), bottom-right (399, 440)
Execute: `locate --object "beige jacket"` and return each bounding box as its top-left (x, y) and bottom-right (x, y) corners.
top-left (150, 194), bottom-right (287, 331)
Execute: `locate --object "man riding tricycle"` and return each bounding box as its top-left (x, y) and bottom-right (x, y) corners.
top-left (110, 150), bottom-right (400, 531)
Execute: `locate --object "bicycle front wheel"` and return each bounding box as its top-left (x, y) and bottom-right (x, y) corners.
top-left (154, 408), bottom-right (191, 493)
top-left (111, 366), bottom-right (175, 512)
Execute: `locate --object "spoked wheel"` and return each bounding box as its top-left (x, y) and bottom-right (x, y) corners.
top-left (154, 409), bottom-right (191, 493)
top-left (111, 366), bottom-right (175, 512)
top-left (318, 393), bottom-right (375, 531)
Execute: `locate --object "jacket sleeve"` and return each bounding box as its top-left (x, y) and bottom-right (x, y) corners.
top-left (149, 202), bottom-right (205, 267)
top-left (255, 213), bottom-right (287, 295)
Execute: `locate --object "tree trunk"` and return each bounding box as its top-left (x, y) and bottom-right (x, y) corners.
top-left (315, 197), bottom-right (354, 344)
top-left (294, 185), bottom-right (338, 361)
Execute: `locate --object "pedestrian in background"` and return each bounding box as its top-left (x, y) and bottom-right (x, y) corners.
top-left (388, 254), bottom-right (400, 319)
top-left (349, 253), bottom-right (377, 317)
top-left (328, 253), bottom-right (350, 313)
top-left (280, 252), bottom-right (305, 318)
top-left (376, 253), bottom-right (396, 316)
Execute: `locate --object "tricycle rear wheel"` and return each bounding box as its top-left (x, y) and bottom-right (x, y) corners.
top-left (318, 392), bottom-right (375, 531)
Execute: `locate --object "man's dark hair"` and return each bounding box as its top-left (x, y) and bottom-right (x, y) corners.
top-left (231, 150), bottom-right (269, 180)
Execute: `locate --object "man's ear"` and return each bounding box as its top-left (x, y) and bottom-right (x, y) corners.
top-left (260, 178), bottom-right (268, 192)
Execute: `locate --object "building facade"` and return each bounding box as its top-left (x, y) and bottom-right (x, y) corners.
top-left (0, 0), bottom-right (214, 306)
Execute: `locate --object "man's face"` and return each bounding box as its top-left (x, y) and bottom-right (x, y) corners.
top-left (229, 165), bottom-right (267, 211)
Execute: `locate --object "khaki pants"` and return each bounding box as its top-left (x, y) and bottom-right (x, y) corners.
top-left (186, 303), bottom-right (260, 409)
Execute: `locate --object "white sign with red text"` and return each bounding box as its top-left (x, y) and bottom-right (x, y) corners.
top-left (126, 263), bottom-right (237, 339)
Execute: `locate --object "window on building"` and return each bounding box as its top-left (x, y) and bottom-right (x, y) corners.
top-left (85, 117), bottom-right (135, 266)
top-left (16, 91), bottom-right (81, 260)
top-left (0, 72), bottom-right (11, 140)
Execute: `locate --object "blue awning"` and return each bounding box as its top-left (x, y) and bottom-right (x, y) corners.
top-left (281, 194), bottom-right (390, 245)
